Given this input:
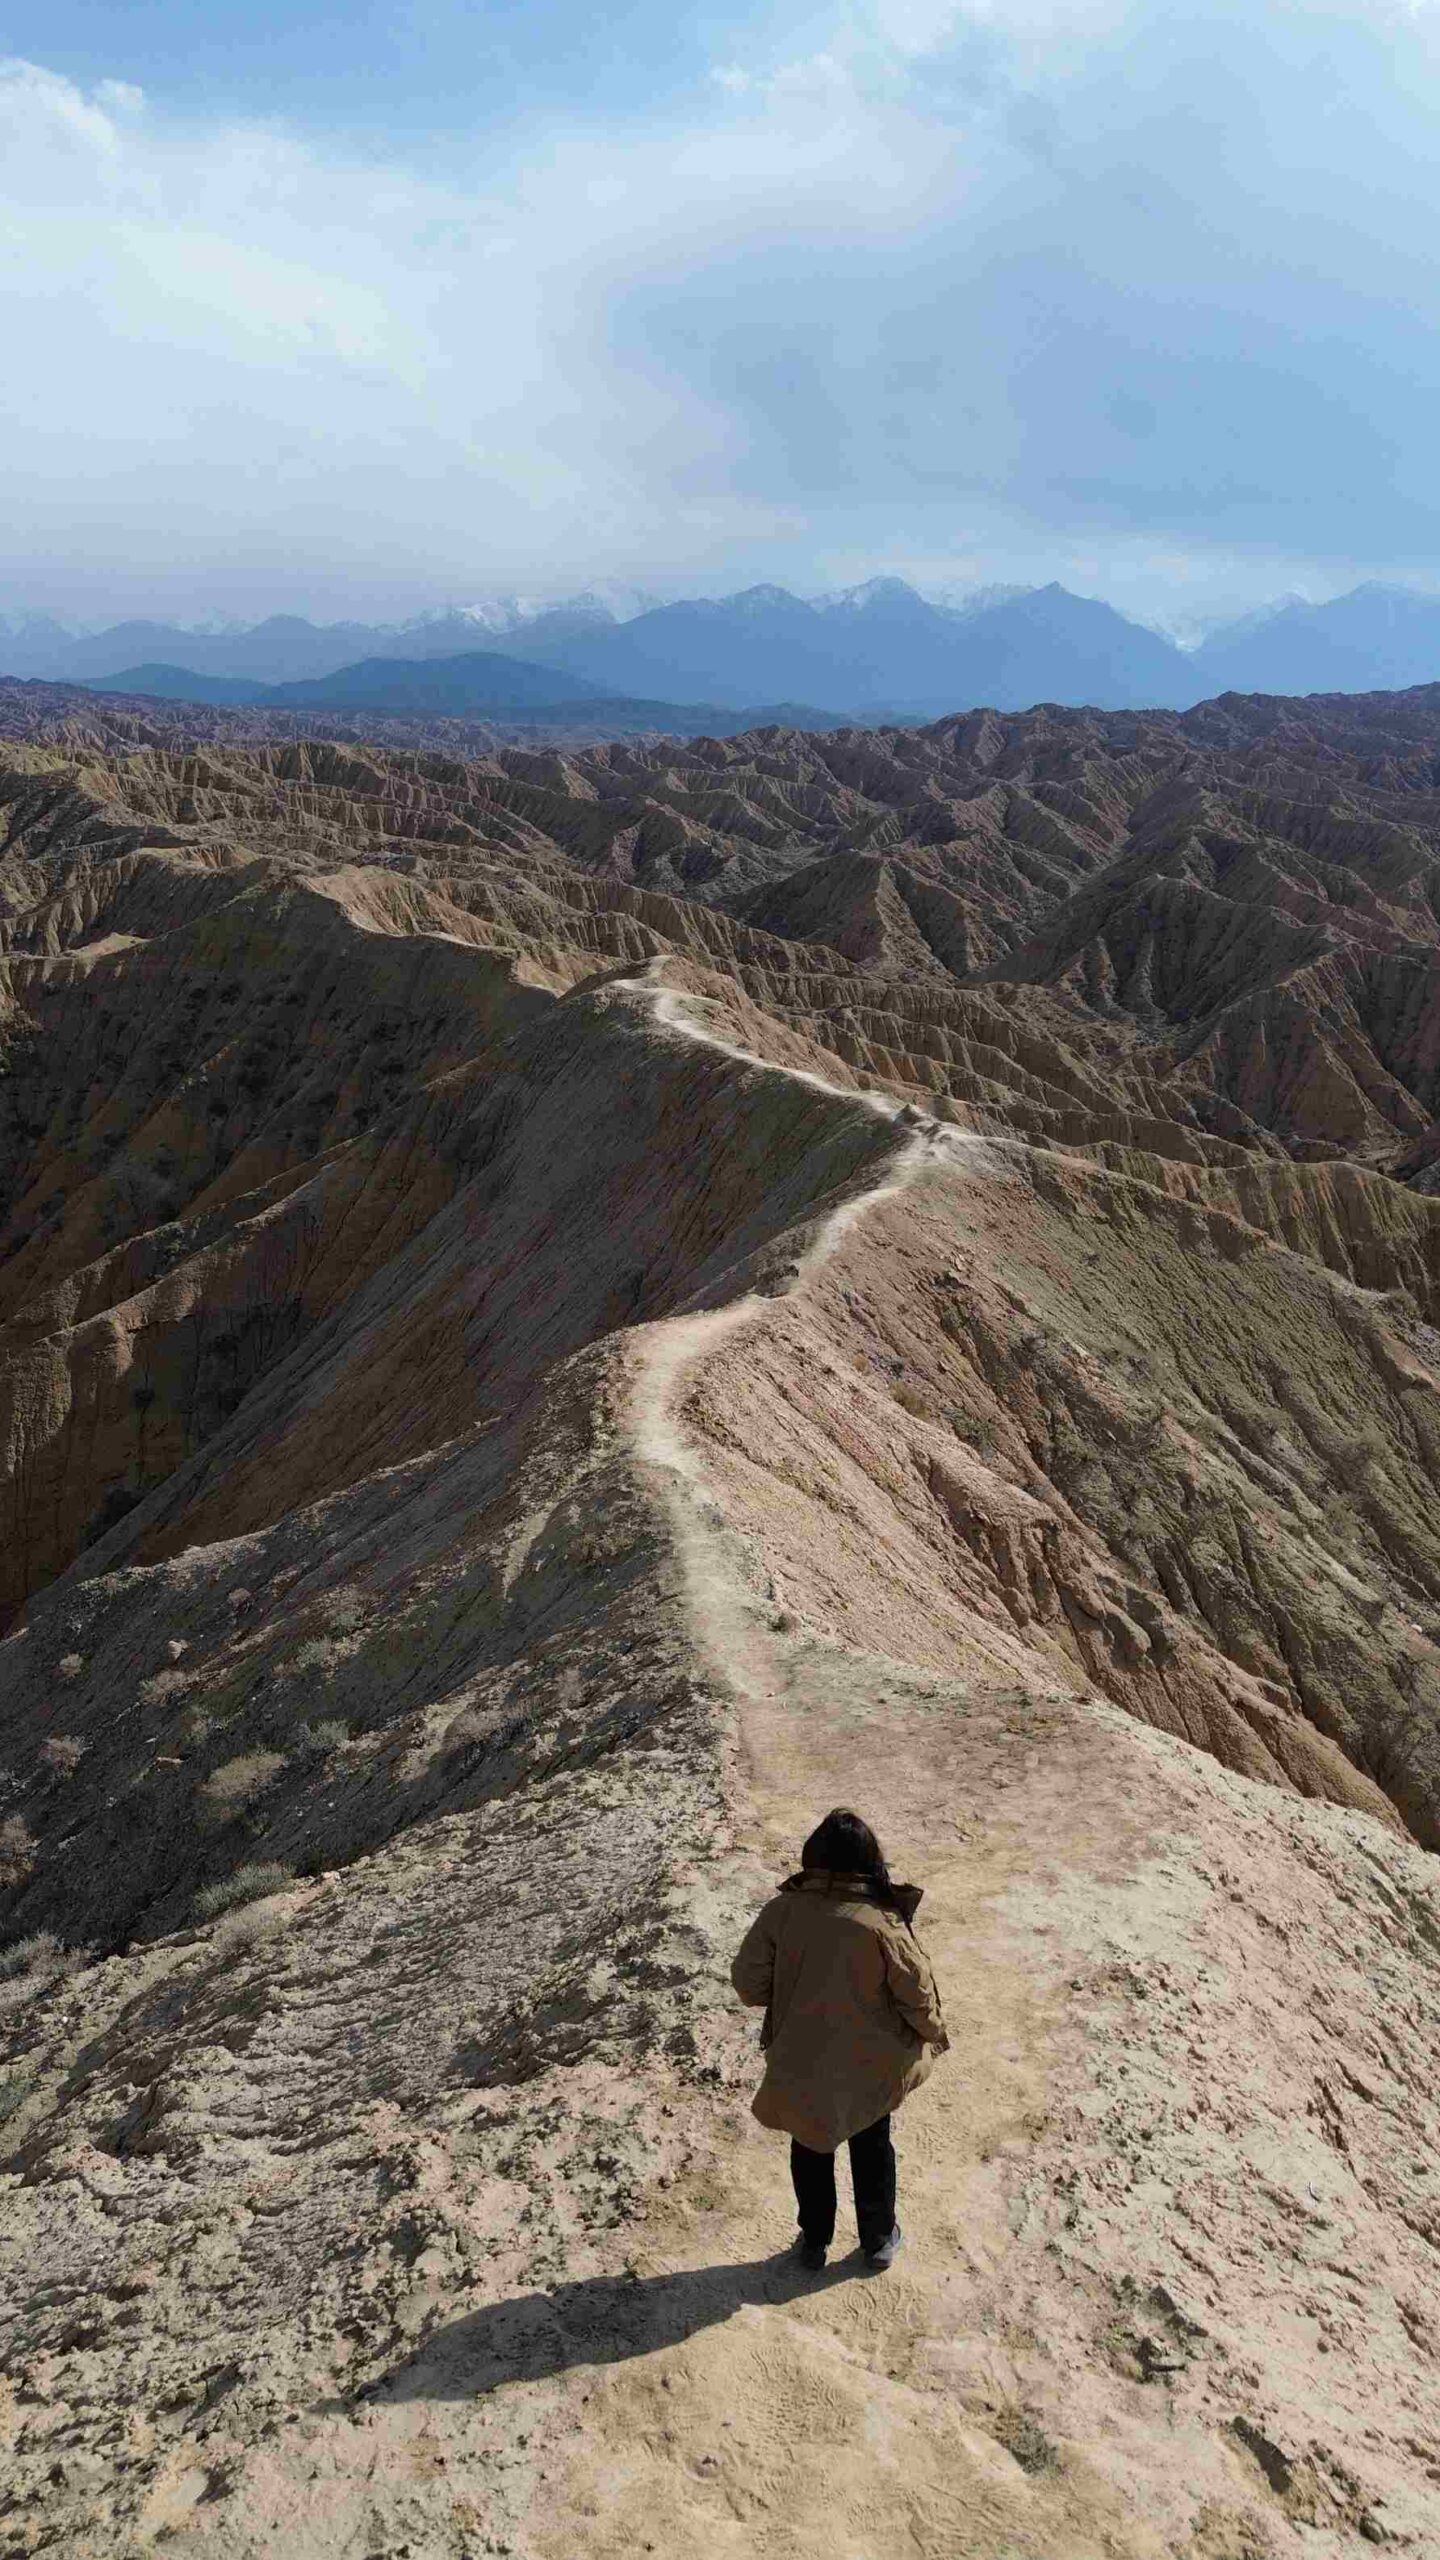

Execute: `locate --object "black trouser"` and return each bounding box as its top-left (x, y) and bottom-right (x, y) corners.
top-left (790, 2115), bottom-right (896, 2255)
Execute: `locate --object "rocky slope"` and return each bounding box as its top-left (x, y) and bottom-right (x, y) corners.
top-left (2, 690), bottom-right (1440, 2556)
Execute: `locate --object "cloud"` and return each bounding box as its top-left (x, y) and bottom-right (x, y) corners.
top-left (4, 5), bottom-right (1440, 619)
top-left (0, 43), bottom-right (958, 611)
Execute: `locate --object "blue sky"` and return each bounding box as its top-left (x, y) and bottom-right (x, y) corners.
top-left (4, 0), bottom-right (1440, 627)
top-left (1, 0), bottom-right (763, 138)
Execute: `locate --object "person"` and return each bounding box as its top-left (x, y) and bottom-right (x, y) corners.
top-left (730, 1807), bottom-right (948, 2273)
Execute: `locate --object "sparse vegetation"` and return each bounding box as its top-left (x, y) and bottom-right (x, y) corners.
top-left (215, 1896), bottom-right (293, 1951)
top-left (138, 1666), bottom-right (192, 1708)
top-left (0, 1931), bottom-right (61, 1980)
top-left (297, 1718), bottom-right (350, 1757)
top-left (950, 1408), bottom-right (997, 1453)
top-left (992, 2404), bottom-right (1060, 2475)
top-left (0, 1933), bottom-right (83, 2013)
top-left (893, 1379), bottom-right (936, 1418)
top-left (197, 1750), bottom-right (287, 1824)
top-left (38, 1734), bottom-right (86, 1778)
top-left (55, 1652), bottom-right (85, 1683)
top-left (289, 1635), bottom-right (349, 1679)
top-left (0, 2062), bottom-right (36, 2124)
top-left (0, 1816), bottom-right (36, 1887)
top-left (194, 1862), bottom-right (293, 1919)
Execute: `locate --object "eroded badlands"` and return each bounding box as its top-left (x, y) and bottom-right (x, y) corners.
top-left (2, 693), bottom-right (1439, 2555)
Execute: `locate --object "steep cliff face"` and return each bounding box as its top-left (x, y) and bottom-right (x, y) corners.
top-left (2, 703), bottom-right (1440, 2557)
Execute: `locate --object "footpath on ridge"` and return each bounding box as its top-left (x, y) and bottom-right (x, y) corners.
top-left (351, 976), bottom-right (1440, 2560)
top-left (4, 752), bottom-right (1440, 2554)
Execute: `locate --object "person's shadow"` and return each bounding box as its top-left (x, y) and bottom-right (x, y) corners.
top-left (371, 2249), bottom-right (859, 2403)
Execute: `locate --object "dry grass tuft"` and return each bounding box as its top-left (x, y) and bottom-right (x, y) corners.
top-left (0, 1816), bottom-right (36, 1887)
top-left (0, 2061), bottom-right (36, 2124)
top-left (38, 1734), bottom-right (86, 1778)
top-left (297, 1718), bottom-right (350, 1757)
top-left (195, 1862), bottom-right (293, 1919)
top-left (138, 1667), bottom-right (192, 1709)
top-left (197, 1750), bottom-right (287, 1825)
top-left (992, 2404), bottom-right (1060, 2475)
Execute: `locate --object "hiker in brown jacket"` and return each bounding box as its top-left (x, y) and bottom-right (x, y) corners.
top-left (731, 1807), bottom-right (947, 2272)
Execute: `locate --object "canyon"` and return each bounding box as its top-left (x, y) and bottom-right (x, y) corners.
top-left (2, 683), bottom-right (1440, 2556)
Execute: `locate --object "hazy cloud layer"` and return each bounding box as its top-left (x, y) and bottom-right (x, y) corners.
top-left (3, 2), bottom-right (1439, 621)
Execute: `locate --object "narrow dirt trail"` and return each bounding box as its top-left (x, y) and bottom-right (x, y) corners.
top-left (523, 975), bottom-right (1190, 2558)
top-left (314, 966), bottom-right (1436, 2559)
top-left (160, 964), bottom-right (1438, 2556)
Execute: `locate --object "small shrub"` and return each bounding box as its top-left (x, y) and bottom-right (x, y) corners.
top-left (950, 1409), bottom-right (997, 1454)
top-left (56, 1653), bottom-right (85, 1684)
top-left (197, 1751), bottom-right (287, 1824)
top-left (992, 2405), bottom-right (1059, 2475)
top-left (0, 1816), bottom-right (35, 1888)
top-left (179, 1705), bottom-right (215, 1748)
top-left (194, 1862), bottom-right (293, 1919)
top-left (325, 1587), bottom-right (366, 1635)
top-left (138, 1667), bottom-right (191, 1709)
top-left (0, 1931), bottom-right (60, 1981)
top-left (0, 2062), bottom-right (36, 2124)
top-left (290, 1636), bottom-right (347, 1679)
top-left (894, 1381), bottom-right (935, 1419)
top-left (38, 1735), bottom-right (86, 1779)
top-left (0, 1934), bottom-right (82, 2014)
top-left (297, 1719), bottom-right (349, 1757)
top-left (215, 1898), bottom-right (292, 1952)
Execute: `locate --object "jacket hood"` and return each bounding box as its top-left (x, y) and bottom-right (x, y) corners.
top-left (780, 1868), bottom-right (924, 1922)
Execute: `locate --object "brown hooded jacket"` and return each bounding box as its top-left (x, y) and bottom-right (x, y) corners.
top-left (730, 1868), bottom-right (948, 2151)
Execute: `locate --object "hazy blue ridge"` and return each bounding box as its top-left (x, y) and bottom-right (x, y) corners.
top-left (1194, 586), bottom-right (1440, 697)
top-left (68, 661), bottom-right (854, 738)
top-left (514, 582), bottom-right (1193, 713)
top-left (15, 580), bottom-right (1440, 717)
top-left (77, 664), bottom-right (275, 705)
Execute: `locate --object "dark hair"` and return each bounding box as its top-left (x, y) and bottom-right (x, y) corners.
top-left (799, 1808), bottom-right (904, 1912)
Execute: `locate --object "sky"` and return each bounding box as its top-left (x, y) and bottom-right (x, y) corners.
top-left (3, 0), bottom-right (1440, 630)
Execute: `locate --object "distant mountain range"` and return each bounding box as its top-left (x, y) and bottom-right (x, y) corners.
top-left (67, 654), bottom-right (848, 740)
top-left (93, 649), bottom-right (613, 713)
top-left (7, 578), bottom-right (1440, 716)
top-left (1188, 586), bottom-right (1440, 697)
